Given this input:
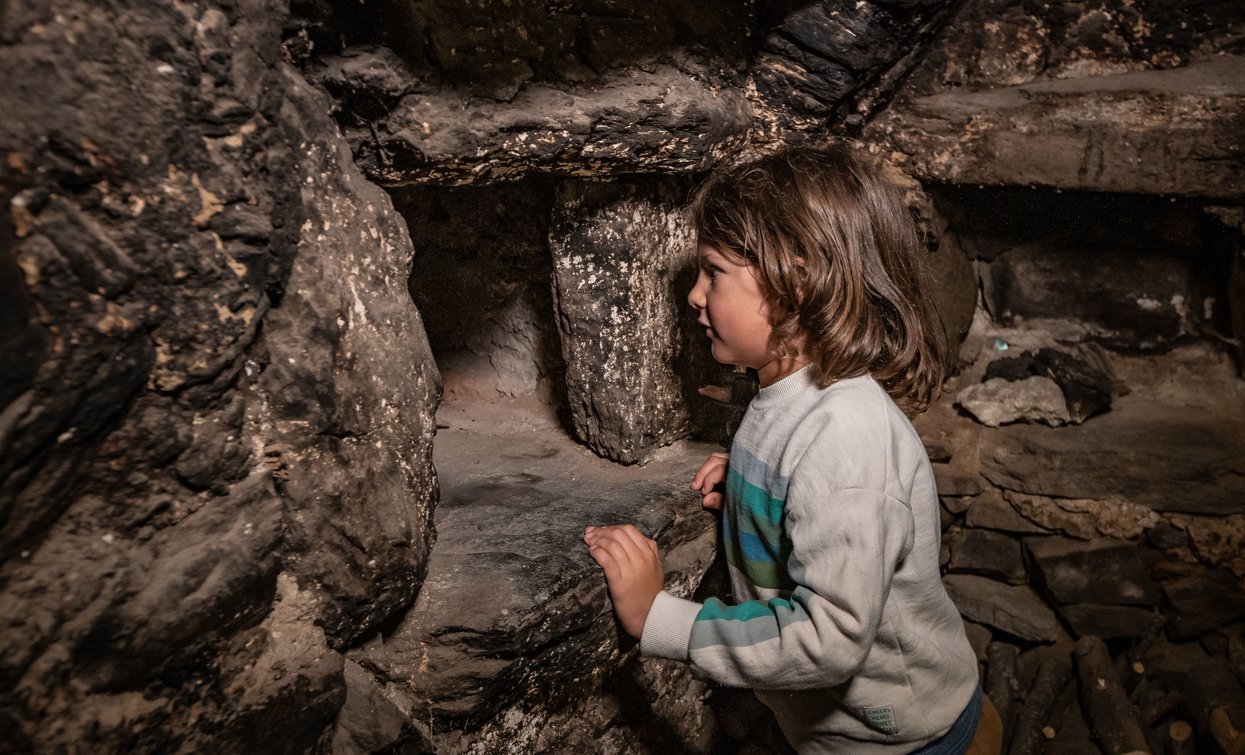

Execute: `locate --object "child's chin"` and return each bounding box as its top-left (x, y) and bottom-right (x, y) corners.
top-left (708, 344), bottom-right (735, 366)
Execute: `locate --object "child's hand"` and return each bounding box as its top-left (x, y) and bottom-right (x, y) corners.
top-left (583, 524), bottom-right (663, 639)
top-left (690, 452), bottom-right (730, 510)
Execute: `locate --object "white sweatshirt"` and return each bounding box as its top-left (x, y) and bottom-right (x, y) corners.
top-left (642, 368), bottom-right (978, 753)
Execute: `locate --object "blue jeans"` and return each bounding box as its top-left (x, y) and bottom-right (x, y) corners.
top-left (909, 686), bottom-right (983, 755)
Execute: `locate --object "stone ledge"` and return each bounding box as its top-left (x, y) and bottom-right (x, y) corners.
top-left (312, 49), bottom-right (753, 186)
top-left (870, 56), bottom-right (1245, 198)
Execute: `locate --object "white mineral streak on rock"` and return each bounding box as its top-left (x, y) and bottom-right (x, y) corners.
top-left (1168, 513), bottom-right (1245, 578)
top-left (1006, 493), bottom-right (1161, 540)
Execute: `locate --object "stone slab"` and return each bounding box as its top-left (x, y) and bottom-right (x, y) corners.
top-left (1163, 569), bottom-right (1245, 640)
top-left (354, 425), bottom-right (720, 731)
top-left (948, 528), bottom-right (1027, 585)
top-left (314, 51), bottom-right (753, 186)
top-left (980, 409), bottom-right (1245, 516)
top-left (1058, 604), bottom-right (1163, 640)
top-left (943, 574), bottom-right (1063, 643)
top-left (964, 489), bottom-right (1048, 535)
top-left (872, 57), bottom-right (1245, 198)
top-left (1025, 537), bottom-right (1159, 607)
top-left (955, 376), bottom-right (1070, 427)
top-left (549, 178), bottom-right (703, 464)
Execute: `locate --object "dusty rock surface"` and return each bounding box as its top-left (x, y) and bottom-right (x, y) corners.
top-left (872, 57), bottom-right (1245, 198)
top-left (335, 395), bottom-right (722, 752)
top-left (549, 177), bottom-right (705, 464)
top-left (0, 1), bottom-right (437, 750)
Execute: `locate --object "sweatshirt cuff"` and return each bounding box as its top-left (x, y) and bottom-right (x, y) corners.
top-left (640, 591), bottom-right (701, 662)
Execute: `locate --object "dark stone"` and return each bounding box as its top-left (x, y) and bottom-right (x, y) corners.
top-left (313, 50), bottom-right (754, 186)
top-left (1144, 637), bottom-right (1212, 691)
top-left (943, 574), bottom-right (1063, 643)
top-left (1147, 521), bottom-right (1190, 550)
top-left (983, 357), bottom-right (1034, 382)
top-left (923, 212), bottom-right (979, 368)
top-left (964, 620), bottom-right (993, 663)
top-left (933, 464), bottom-right (983, 496)
top-left (302, 0), bottom-right (751, 98)
top-left (980, 413), bottom-right (1245, 516)
top-left (1025, 537), bottom-right (1160, 607)
top-left (948, 528), bottom-right (1027, 585)
top-left (333, 660), bottom-right (427, 754)
top-left (941, 495), bottom-right (972, 515)
top-left (1058, 604), bottom-right (1164, 640)
top-left (254, 67), bottom-right (439, 648)
top-left (351, 426), bottom-right (720, 742)
top-left (925, 439), bottom-right (954, 464)
top-left (753, 0), bottom-right (954, 120)
top-left (549, 178), bottom-right (705, 464)
top-left (964, 489), bottom-right (1048, 534)
top-left (1163, 569), bottom-right (1245, 640)
top-left (986, 245), bottom-right (1195, 352)
top-left (0, 3), bottom-right (438, 750)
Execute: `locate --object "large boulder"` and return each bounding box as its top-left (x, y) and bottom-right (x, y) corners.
top-left (0, 1), bottom-right (438, 750)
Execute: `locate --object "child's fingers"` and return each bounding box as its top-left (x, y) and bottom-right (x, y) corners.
top-left (616, 524), bottom-right (655, 557)
top-left (587, 545), bottom-right (619, 578)
top-left (596, 532), bottom-right (636, 571)
top-left (702, 492), bottom-right (722, 510)
top-left (691, 452), bottom-right (730, 490)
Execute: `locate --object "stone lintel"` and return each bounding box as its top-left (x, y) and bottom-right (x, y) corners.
top-left (320, 51), bottom-right (754, 186)
top-left (871, 56), bottom-right (1245, 199)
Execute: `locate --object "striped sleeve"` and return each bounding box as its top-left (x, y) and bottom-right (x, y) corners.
top-left (641, 476), bottom-right (916, 690)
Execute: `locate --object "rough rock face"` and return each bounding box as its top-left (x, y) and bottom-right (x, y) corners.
top-left (300, 0), bottom-right (962, 187)
top-left (0, 0), bottom-right (437, 750)
top-left (873, 57), bottom-right (1245, 197)
top-left (752, 0), bottom-right (955, 123)
top-left (313, 51), bottom-right (756, 186)
top-left (5, 0), bottom-right (1245, 751)
top-left (549, 178), bottom-right (703, 464)
top-left (867, 0), bottom-right (1245, 197)
top-left (335, 427), bottom-right (722, 753)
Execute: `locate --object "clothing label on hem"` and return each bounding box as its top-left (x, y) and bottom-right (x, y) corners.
top-left (862, 704), bottom-right (898, 735)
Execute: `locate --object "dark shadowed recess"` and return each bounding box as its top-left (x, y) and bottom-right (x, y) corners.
top-left (931, 185), bottom-right (1238, 357)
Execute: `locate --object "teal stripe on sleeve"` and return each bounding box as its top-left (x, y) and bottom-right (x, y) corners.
top-left (689, 596), bottom-right (809, 650)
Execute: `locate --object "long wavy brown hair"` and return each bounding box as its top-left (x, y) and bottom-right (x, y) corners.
top-left (691, 143), bottom-right (947, 412)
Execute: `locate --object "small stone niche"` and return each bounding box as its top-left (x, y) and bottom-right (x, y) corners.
top-left (396, 178), bottom-right (568, 423)
top-left (397, 174), bottom-right (726, 461)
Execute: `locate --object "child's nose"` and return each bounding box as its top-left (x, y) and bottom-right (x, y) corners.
top-left (688, 273), bottom-right (707, 310)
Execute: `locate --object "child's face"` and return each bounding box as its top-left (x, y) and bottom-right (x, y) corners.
top-left (687, 242), bottom-right (776, 372)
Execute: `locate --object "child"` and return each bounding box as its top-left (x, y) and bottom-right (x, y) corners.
top-left (584, 144), bottom-right (989, 754)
